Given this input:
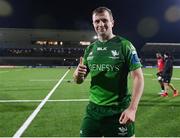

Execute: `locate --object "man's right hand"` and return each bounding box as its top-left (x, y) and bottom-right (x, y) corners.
top-left (73, 57), bottom-right (87, 84)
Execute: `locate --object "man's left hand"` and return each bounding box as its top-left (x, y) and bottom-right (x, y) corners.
top-left (119, 108), bottom-right (136, 124)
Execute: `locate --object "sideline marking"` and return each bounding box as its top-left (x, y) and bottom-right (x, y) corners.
top-left (29, 79), bottom-right (91, 82)
top-left (0, 99), bottom-right (89, 103)
top-left (171, 77), bottom-right (180, 80)
top-left (143, 73), bottom-right (153, 76)
top-left (152, 77), bottom-right (180, 81)
top-left (0, 71), bottom-right (9, 74)
top-left (13, 69), bottom-right (70, 138)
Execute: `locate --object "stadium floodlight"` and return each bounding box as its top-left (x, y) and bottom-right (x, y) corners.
top-left (0, 0), bottom-right (12, 17)
top-left (165, 5), bottom-right (180, 23)
top-left (80, 41), bottom-right (90, 46)
top-left (59, 41), bottom-right (63, 45)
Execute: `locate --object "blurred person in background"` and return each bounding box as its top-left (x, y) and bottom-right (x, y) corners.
top-left (161, 52), bottom-right (178, 97)
top-left (73, 6), bottom-right (144, 137)
top-left (156, 52), bottom-right (165, 95)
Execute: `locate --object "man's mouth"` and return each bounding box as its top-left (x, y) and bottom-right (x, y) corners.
top-left (98, 28), bottom-right (106, 32)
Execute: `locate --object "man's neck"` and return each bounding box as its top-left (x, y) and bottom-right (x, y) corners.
top-left (98, 34), bottom-right (115, 42)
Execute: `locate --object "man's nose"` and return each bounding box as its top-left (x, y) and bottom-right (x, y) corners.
top-left (99, 20), bottom-right (105, 26)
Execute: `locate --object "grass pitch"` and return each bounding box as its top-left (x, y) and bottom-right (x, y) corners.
top-left (0, 67), bottom-right (180, 137)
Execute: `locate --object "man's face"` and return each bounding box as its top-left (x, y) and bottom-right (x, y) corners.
top-left (156, 53), bottom-right (161, 58)
top-left (92, 11), bottom-right (114, 36)
top-left (164, 54), bottom-right (168, 59)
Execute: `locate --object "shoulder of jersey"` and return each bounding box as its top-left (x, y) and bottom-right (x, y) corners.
top-left (85, 41), bottom-right (98, 51)
top-left (115, 36), bottom-right (132, 48)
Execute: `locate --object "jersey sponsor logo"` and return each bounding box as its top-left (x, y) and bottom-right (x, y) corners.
top-left (97, 47), bottom-right (107, 51)
top-left (89, 64), bottom-right (120, 71)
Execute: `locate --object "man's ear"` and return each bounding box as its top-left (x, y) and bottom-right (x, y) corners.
top-left (111, 19), bottom-right (114, 27)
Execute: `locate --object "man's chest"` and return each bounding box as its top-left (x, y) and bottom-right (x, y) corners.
top-left (86, 45), bottom-right (125, 72)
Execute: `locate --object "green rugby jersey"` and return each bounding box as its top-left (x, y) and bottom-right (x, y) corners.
top-left (83, 36), bottom-right (142, 107)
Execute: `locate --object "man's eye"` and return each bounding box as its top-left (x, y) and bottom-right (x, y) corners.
top-left (102, 19), bottom-right (108, 23)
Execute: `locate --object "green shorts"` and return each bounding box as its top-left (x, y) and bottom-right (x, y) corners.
top-left (80, 102), bottom-right (135, 137)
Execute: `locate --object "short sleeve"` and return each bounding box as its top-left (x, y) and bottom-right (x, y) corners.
top-left (121, 40), bottom-right (142, 71)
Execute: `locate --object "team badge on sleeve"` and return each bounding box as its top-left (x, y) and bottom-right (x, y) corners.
top-left (131, 50), bottom-right (140, 64)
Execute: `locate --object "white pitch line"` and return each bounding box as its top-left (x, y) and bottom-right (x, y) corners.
top-left (0, 100), bottom-right (41, 103)
top-left (143, 73), bottom-right (153, 76)
top-left (48, 99), bottom-right (89, 102)
top-left (152, 77), bottom-right (180, 81)
top-left (171, 77), bottom-right (180, 80)
top-left (29, 79), bottom-right (58, 82)
top-left (29, 79), bottom-right (91, 82)
top-left (0, 71), bottom-right (9, 74)
top-left (13, 69), bottom-right (70, 138)
top-left (0, 99), bottom-right (89, 103)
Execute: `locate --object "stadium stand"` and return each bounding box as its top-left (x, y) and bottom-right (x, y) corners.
top-left (0, 28), bottom-right (96, 66)
top-left (140, 43), bottom-right (180, 66)
top-left (2, 28), bottom-right (180, 67)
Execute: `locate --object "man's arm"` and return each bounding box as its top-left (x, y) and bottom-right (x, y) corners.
top-left (73, 57), bottom-right (88, 84)
top-left (119, 68), bottom-right (144, 124)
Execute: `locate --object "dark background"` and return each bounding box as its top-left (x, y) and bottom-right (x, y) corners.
top-left (0, 0), bottom-right (180, 50)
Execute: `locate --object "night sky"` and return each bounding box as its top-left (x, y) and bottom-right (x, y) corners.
top-left (0, 0), bottom-right (180, 50)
